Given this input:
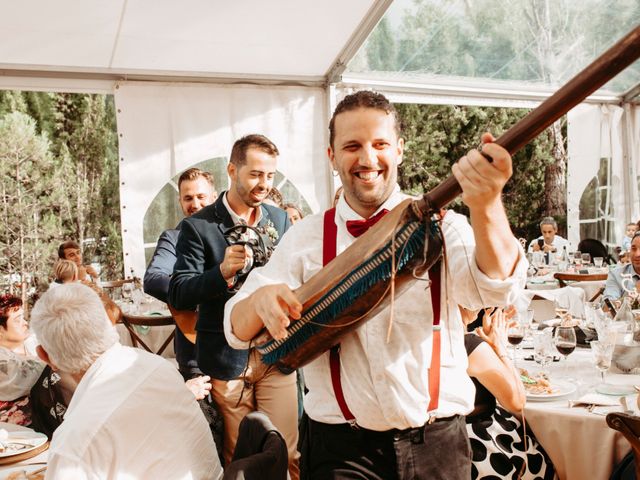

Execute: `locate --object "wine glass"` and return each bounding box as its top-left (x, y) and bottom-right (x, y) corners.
top-left (507, 323), bottom-right (526, 367)
top-left (554, 300), bottom-right (569, 324)
top-left (581, 253), bottom-right (591, 267)
top-left (573, 251), bottom-right (583, 267)
top-left (554, 326), bottom-right (577, 376)
top-left (591, 340), bottom-right (614, 391)
top-left (533, 329), bottom-right (554, 376)
top-left (121, 282), bottom-right (134, 304)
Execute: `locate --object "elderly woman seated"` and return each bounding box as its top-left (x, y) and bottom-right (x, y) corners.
top-left (0, 294), bottom-right (72, 436)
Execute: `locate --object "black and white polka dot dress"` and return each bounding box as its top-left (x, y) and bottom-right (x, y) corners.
top-left (465, 334), bottom-right (555, 480)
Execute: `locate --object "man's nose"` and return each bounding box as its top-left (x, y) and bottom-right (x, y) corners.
top-left (358, 146), bottom-right (377, 167)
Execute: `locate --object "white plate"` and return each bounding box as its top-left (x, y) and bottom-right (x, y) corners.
top-left (0, 424), bottom-right (47, 459)
top-left (526, 380), bottom-right (576, 401)
top-left (0, 464), bottom-right (46, 479)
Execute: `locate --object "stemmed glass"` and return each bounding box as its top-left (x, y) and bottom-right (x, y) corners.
top-left (573, 251), bottom-right (583, 267)
top-left (581, 253), bottom-right (591, 267)
top-left (591, 340), bottom-right (614, 393)
top-left (533, 329), bottom-right (554, 376)
top-left (554, 326), bottom-right (577, 377)
top-left (554, 300), bottom-right (570, 324)
top-left (507, 322), bottom-right (526, 367)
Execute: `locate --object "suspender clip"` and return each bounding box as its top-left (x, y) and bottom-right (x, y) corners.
top-left (427, 413), bottom-right (438, 425)
top-left (348, 419), bottom-right (360, 429)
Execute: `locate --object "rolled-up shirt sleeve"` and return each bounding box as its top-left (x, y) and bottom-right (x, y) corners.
top-left (443, 211), bottom-right (528, 311)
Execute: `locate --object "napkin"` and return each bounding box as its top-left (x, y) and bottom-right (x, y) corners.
top-left (569, 393), bottom-right (619, 407)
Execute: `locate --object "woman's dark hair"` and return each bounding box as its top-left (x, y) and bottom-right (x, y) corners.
top-left (577, 238), bottom-right (612, 264)
top-left (0, 294), bottom-right (22, 328)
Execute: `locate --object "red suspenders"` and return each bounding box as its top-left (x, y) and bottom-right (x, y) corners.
top-left (322, 208), bottom-right (442, 426)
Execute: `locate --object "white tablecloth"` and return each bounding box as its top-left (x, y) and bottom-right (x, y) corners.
top-left (521, 348), bottom-right (639, 480)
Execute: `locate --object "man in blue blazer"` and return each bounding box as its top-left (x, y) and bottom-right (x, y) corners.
top-left (143, 167), bottom-right (217, 380)
top-left (169, 134), bottom-right (298, 477)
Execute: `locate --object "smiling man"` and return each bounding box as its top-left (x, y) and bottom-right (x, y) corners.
top-left (603, 231), bottom-right (640, 302)
top-left (168, 134), bottom-right (297, 477)
top-left (224, 91), bottom-right (527, 480)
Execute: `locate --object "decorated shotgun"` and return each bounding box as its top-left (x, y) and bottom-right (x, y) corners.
top-left (254, 25), bottom-right (640, 371)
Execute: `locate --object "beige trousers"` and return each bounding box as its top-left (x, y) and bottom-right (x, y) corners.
top-left (212, 349), bottom-right (299, 480)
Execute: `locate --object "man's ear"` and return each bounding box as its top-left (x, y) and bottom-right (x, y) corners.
top-left (36, 345), bottom-right (57, 371)
top-left (327, 146), bottom-right (336, 171)
top-left (396, 137), bottom-right (405, 166)
top-left (227, 162), bottom-right (236, 182)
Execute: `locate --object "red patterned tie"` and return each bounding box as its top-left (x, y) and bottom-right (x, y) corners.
top-left (345, 209), bottom-right (389, 237)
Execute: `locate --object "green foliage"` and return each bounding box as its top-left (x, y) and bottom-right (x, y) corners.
top-left (396, 103), bottom-right (557, 240)
top-left (0, 91), bottom-right (121, 297)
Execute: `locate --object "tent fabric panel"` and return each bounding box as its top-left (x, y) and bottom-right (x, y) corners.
top-left (114, 82), bottom-right (330, 277)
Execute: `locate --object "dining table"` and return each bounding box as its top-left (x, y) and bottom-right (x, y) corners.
top-left (519, 345), bottom-right (639, 480)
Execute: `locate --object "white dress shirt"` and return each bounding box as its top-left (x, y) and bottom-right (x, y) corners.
top-left (45, 343), bottom-right (223, 480)
top-left (224, 188), bottom-right (527, 431)
top-left (527, 234), bottom-right (570, 253)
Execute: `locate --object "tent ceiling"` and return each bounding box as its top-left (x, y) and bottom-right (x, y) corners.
top-left (0, 0), bottom-right (388, 86)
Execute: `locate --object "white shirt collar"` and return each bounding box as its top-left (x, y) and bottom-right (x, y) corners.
top-left (222, 191), bottom-right (262, 226)
top-left (336, 184), bottom-right (404, 222)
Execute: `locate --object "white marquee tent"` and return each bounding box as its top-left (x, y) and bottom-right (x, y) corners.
top-left (1, 0), bottom-right (638, 275)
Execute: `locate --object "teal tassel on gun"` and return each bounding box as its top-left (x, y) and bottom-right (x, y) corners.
top-left (259, 221), bottom-right (428, 365)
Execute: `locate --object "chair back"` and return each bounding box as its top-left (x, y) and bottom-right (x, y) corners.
top-left (606, 412), bottom-right (640, 479)
top-left (577, 238), bottom-right (613, 264)
top-left (553, 272), bottom-right (608, 288)
top-left (101, 278), bottom-right (136, 300)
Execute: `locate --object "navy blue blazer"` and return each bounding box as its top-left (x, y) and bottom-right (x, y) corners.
top-left (168, 193), bottom-right (290, 380)
top-left (143, 223), bottom-right (200, 377)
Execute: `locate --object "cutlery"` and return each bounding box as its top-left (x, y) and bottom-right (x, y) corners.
top-left (619, 396), bottom-right (633, 414)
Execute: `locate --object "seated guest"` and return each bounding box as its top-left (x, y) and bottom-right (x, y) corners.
top-left (53, 259), bottom-right (78, 284)
top-left (0, 294), bottom-right (71, 434)
top-left (52, 258), bottom-right (122, 325)
top-left (621, 222), bottom-right (638, 253)
top-left (283, 203), bottom-right (304, 225)
top-left (57, 240), bottom-right (98, 282)
top-left (30, 283), bottom-right (223, 480)
top-left (0, 294), bottom-right (43, 425)
top-left (603, 232), bottom-right (640, 302)
top-left (528, 216), bottom-right (569, 254)
top-left (463, 307), bottom-right (554, 479)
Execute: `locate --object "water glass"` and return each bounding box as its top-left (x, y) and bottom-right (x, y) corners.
top-left (593, 257), bottom-right (604, 268)
top-left (581, 253), bottom-right (591, 266)
top-left (591, 340), bottom-right (614, 383)
top-left (533, 329), bottom-right (554, 375)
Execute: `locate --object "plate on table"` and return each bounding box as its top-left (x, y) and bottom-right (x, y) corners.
top-left (1, 464), bottom-right (47, 479)
top-left (524, 379), bottom-right (576, 401)
top-left (0, 424), bottom-right (47, 460)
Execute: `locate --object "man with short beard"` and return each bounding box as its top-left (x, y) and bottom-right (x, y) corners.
top-left (225, 91), bottom-right (527, 479)
top-left (169, 134), bottom-right (297, 478)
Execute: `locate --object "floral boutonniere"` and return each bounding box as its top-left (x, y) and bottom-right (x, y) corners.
top-left (259, 220), bottom-right (279, 244)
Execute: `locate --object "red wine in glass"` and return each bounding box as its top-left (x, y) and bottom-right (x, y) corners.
top-left (556, 342), bottom-right (576, 356)
top-left (508, 334), bottom-right (525, 346)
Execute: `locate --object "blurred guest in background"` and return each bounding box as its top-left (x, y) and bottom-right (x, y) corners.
top-left (620, 222), bottom-right (638, 254)
top-left (57, 240), bottom-right (98, 283)
top-left (283, 203), bottom-right (304, 225)
top-left (603, 232), bottom-right (640, 302)
top-left (528, 217), bottom-right (569, 254)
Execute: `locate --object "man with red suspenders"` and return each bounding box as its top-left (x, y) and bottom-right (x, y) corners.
top-left (224, 91), bottom-right (526, 479)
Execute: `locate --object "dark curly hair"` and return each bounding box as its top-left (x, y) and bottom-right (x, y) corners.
top-left (328, 90), bottom-right (401, 148)
top-left (0, 294), bottom-right (22, 328)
